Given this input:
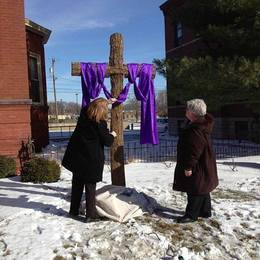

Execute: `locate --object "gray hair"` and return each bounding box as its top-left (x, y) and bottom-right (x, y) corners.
top-left (186, 99), bottom-right (207, 116)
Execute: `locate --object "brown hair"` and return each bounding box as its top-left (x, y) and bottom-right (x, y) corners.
top-left (86, 98), bottom-right (109, 123)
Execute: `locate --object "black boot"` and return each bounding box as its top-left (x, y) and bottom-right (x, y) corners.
top-left (176, 215), bottom-right (196, 223)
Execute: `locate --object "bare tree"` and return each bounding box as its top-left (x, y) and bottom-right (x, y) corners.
top-left (156, 89), bottom-right (168, 117)
top-left (48, 101), bottom-right (81, 115)
top-left (124, 98), bottom-right (140, 122)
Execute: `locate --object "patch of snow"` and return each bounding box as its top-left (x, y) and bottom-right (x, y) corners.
top-left (0, 156), bottom-right (259, 259)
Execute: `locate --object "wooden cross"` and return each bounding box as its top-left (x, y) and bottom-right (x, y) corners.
top-left (71, 33), bottom-right (156, 186)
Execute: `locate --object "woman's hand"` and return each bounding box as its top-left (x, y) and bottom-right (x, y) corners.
top-left (184, 169), bottom-right (192, 177)
top-left (110, 131), bottom-right (117, 137)
top-left (108, 98), bottom-right (117, 104)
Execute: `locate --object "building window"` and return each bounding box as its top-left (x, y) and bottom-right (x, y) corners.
top-left (174, 22), bottom-right (183, 47)
top-left (29, 53), bottom-right (43, 104)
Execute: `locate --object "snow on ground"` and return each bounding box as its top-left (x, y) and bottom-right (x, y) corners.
top-left (0, 156), bottom-right (259, 260)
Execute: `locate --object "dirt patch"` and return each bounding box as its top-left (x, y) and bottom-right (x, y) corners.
top-left (212, 188), bottom-right (258, 201)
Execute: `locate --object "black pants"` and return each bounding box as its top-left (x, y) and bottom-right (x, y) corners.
top-left (185, 193), bottom-right (211, 220)
top-left (69, 175), bottom-right (97, 218)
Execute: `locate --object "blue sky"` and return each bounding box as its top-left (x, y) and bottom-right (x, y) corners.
top-left (24, 0), bottom-right (166, 103)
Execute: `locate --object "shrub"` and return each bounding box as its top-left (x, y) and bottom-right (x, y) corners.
top-left (0, 155), bottom-right (16, 178)
top-left (21, 157), bottom-right (61, 183)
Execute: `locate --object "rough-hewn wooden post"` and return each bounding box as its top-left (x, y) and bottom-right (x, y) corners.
top-left (109, 33), bottom-right (125, 186)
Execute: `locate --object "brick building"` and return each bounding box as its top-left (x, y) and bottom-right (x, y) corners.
top-left (26, 19), bottom-right (51, 151)
top-left (0, 0), bottom-right (50, 170)
top-left (160, 0), bottom-right (258, 141)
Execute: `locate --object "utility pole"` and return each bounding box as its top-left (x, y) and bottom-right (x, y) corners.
top-left (75, 93), bottom-right (79, 115)
top-left (51, 58), bottom-right (58, 121)
top-left (60, 99), bottom-right (63, 115)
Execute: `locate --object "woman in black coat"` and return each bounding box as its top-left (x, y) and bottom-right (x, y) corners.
top-left (173, 99), bottom-right (218, 223)
top-left (62, 98), bottom-right (116, 219)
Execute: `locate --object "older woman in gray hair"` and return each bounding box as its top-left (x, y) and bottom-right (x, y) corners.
top-left (173, 99), bottom-right (218, 223)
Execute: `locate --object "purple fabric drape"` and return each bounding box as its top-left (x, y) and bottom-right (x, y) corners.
top-left (135, 64), bottom-right (158, 145)
top-left (115, 63), bottom-right (139, 104)
top-left (81, 62), bottom-right (111, 107)
top-left (116, 63), bottom-right (158, 144)
top-left (80, 62), bottom-right (158, 144)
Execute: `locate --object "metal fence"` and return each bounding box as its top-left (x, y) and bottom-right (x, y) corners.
top-left (213, 140), bottom-right (260, 159)
top-left (104, 139), bottom-right (177, 163)
top-left (49, 125), bottom-right (75, 141)
top-left (103, 139), bottom-right (260, 164)
top-left (42, 137), bottom-right (260, 164)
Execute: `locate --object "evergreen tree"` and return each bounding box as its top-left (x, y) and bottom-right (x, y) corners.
top-left (155, 0), bottom-right (260, 111)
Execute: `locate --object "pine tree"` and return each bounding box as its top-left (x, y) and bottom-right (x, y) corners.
top-left (155, 0), bottom-right (260, 111)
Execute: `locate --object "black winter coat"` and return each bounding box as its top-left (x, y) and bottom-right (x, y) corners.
top-left (173, 113), bottom-right (218, 195)
top-left (62, 108), bottom-right (114, 183)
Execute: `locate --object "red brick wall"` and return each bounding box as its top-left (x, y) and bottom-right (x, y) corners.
top-left (220, 104), bottom-right (256, 118)
top-left (0, 0), bottom-right (31, 171)
top-left (161, 0), bottom-right (206, 114)
top-left (0, 105), bottom-right (31, 154)
top-left (31, 106), bottom-right (49, 152)
top-left (161, 0), bottom-right (205, 60)
top-left (161, 0), bottom-right (184, 56)
top-left (0, 104), bottom-right (31, 171)
top-left (0, 0), bottom-right (29, 99)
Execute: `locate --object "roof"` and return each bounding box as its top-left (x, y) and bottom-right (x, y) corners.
top-left (25, 18), bottom-right (51, 44)
top-left (160, 0), bottom-right (185, 12)
top-left (160, 0), bottom-right (171, 10)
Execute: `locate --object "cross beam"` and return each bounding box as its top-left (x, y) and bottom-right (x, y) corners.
top-left (71, 63), bottom-right (156, 78)
top-left (71, 33), bottom-right (156, 186)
